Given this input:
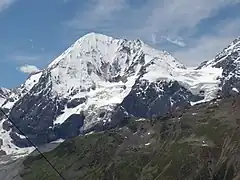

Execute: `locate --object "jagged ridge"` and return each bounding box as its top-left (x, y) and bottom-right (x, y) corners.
top-left (1, 33), bottom-right (238, 157)
top-left (198, 36), bottom-right (240, 96)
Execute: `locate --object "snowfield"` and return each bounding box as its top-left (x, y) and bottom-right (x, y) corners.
top-left (0, 33), bottom-right (239, 158)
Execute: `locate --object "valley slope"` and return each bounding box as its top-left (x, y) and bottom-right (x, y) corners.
top-left (21, 95), bottom-right (240, 180)
top-left (0, 33), bottom-right (239, 158)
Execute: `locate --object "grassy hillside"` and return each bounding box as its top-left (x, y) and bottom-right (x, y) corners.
top-left (20, 96), bottom-right (240, 180)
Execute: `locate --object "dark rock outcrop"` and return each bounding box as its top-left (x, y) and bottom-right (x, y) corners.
top-left (117, 80), bottom-right (202, 118)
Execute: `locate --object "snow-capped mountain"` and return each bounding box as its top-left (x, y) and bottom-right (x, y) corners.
top-left (198, 36), bottom-right (240, 96)
top-left (1, 32), bottom-right (238, 157)
top-left (0, 84), bottom-right (39, 159)
top-left (0, 72), bottom-right (42, 111)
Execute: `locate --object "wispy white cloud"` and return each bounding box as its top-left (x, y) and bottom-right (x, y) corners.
top-left (139, 0), bottom-right (237, 36)
top-left (66, 0), bottom-right (126, 30)
top-left (8, 52), bottom-right (53, 64)
top-left (18, 65), bottom-right (40, 74)
top-left (8, 53), bottom-right (47, 64)
top-left (0, 0), bottom-right (16, 12)
top-left (11, 54), bottom-right (42, 62)
top-left (161, 36), bottom-right (186, 47)
top-left (173, 18), bottom-right (240, 66)
top-left (64, 0), bottom-right (240, 65)
top-left (151, 33), bottom-right (157, 45)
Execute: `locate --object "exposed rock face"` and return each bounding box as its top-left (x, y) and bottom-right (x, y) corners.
top-left (119, 80), bottom-right (203, 118)
top-left (3, 33), bottom-right (197, 147)
top-left (20, 95), bottom-right (240, 180)
top-left (0, 88), bottom-right (11, 107)
top-left (0, 33), bottom-right (238, 152)
top-left (198, 37), bottom-right (240, 97)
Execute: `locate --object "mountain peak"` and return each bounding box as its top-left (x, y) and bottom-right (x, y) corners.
top-left (2, 34), bottom-right (237, 157)
top-left (46, 33), bottom-right (184, 97)
top-left (76, 32), bottom-right (115, 44)
top-left (81, 32), bottom-right (112, 39)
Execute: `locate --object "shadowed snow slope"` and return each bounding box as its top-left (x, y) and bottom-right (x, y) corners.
top-left (1, 33), bottom-right (239, 156)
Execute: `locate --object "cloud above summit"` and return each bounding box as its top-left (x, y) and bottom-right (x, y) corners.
top-left (0, 0), bottom-right (239, 88)
top-left (65, 0), bottom-right (240, 66)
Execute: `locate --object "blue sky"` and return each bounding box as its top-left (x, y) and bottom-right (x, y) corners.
top-left (0, 0), bottom-right (239, 88)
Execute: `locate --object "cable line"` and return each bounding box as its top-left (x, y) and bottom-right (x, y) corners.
top-left (0, 108), bottom-right (67, 180)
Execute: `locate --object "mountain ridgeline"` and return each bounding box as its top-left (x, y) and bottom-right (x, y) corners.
top-left (0, 33), bottom-right (239, 156)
